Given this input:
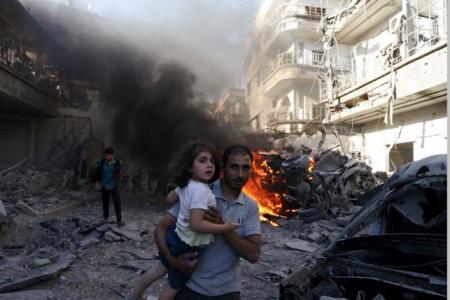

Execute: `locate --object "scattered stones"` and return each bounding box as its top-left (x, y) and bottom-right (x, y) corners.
top-left (318, 220), bottom-right (340, 232)
top-left (126, 249), bottom-right (155, 260)
top-left (307, 232), bottom-right (322, 242)
top-left (79, 237), bottom-right (100, 248)
top-left (111, 227), bottom-right (143, 243)
top-left (283, 219), bottom-right (304, 231)
top-left (336, 216), bottom-right (352, 227)
top-left (0, 253), bottom-right (75, 293)
top-left (32, 258), bottom-right (52, 268)
top-left (104, 231), bottom-right (122, 242)
top-left (96, 223), bottom-right (112, 233)
top-left (15, 201), bottom-right (39, 216)
top-left (284, 239), bottom-right (318, 253)
top-left (0, 199), bottom-right (7, 223)
top-left (0, 289), bottom-right (54, 300)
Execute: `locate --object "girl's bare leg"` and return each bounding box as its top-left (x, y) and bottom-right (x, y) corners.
top-left (158, 283), bottom-right (179, 300)
top-left (131, 261), bottom-right (167, 300)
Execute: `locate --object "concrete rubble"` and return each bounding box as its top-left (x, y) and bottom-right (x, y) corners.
top-left (0, 163), bottom-right (354, 299)
top-left (280, 154), bottom-right (447, 300)
top-left (0, 154), bottom-right (444, 299)
top-left (0, 164), bottom-right (92, 221)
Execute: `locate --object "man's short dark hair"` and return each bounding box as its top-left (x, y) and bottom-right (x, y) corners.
top-left (104, 147), bottom-right (115, 155)
top-left (223, 145), bottom-right (253, 166)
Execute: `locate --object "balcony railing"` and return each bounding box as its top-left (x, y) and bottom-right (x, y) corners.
top-left (263, 50), bottom-right (352, 82)
top-left (269, 1), bottom-right (342, 23)
top-left (267, 104), bottom-right (325, 126)
top-left (0, 38), bottom-right (61, 98)
top-left (320, 72), bottom-right (357, 102)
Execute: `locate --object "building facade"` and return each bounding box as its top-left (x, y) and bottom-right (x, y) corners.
top-left (246, 0), bottom-right (447, 172)
top-left (0, 0), bottom-right (61, 168)
top-left (319, 0), bottom-right (447, 172)
top-left (244, 0), bottom-right (346, 133)
top-left (0, 0), bottom-right (111, 179)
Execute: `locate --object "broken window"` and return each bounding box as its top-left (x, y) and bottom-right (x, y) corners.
top-left (305, 6), bottom-right (326, 17)
top-left (389, 142), bottom-right (414, 172)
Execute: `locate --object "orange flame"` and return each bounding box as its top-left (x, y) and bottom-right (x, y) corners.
top-left (307, 157), bottom-right (316, 181)
top-left (243, 151), bottom-right (286, 224)
top-left (242, 151), bottom-right (315, 226)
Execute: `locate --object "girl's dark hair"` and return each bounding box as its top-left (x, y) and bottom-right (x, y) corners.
top-left (169, 140), bottom-right (221, 187)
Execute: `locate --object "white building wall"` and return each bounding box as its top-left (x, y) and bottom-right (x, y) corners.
top-left (349, 102), bottom-right (447, 172)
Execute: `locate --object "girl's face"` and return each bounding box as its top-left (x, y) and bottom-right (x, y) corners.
top-left (191, 151), bottom-right (215, 183)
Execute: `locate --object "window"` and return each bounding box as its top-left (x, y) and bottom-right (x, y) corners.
top-left (305, 6), bottom-right (326, 17)
top-left (312, 50), bottom-right (324, 66)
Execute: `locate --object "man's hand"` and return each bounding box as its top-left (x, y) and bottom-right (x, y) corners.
top-left (204, 206), bottom-right (224, 224)
top-left (168, 252), bottom-right (198, 275)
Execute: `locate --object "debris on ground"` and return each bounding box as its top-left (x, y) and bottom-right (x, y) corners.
top-left (280, 154), bottom-right (447, 300)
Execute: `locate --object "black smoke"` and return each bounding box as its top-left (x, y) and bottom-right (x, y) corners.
top-left (35, 9), bottom-right (269, 176)
top-left (105, 47), bottom-right (222, 168)
top-left (91, 44), bottom-right (268, 174)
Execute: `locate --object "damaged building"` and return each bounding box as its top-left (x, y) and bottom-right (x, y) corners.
top-left (0, 0), bottom-right (61, 169)
top-left (0, 0), bottom-right (117, 179)
top-left (318, 0), bottom-right (447, 172)
top-left (245, 0), bottom-right (447, 173)
top-left (244, 0), bottom-right (346, 133)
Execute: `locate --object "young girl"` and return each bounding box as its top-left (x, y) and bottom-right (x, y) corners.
top-left (128, 140), bottom-right (239, 300)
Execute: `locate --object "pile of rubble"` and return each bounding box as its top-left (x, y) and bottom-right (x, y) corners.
top-left (279, 154), bottom-right (447, 299)
top-left (0, 164), bottom-right (91, 225)
top-left (313, 148), bottom-right (387, 201)
top-left (0, 206), bottom-right (153, 297)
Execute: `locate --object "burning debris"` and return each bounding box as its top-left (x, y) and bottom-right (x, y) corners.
top-left (244, 143), bottom-right (386, 226)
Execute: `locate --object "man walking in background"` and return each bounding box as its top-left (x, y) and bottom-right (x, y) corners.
top-left (92, 147), bottom-right (124, 227)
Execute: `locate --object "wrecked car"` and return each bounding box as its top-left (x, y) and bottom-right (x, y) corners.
top-left (280, 154), bottom-right (447, 300)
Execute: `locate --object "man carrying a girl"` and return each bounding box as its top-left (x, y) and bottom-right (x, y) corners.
top-left (128, 142), bottom-right (261, 300)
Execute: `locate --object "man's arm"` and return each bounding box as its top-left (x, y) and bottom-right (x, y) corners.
top-left (223, 232), bottom-right (261, 264)
top-left (204, 206), bottom-right (261, 263)
top-left (190, 209), bottom-right (239, 234)
top-left (154, 213), bottom-right (198, 274)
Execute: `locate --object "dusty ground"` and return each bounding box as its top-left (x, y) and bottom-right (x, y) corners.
top-left (0, 189), bottom-right (341, 300)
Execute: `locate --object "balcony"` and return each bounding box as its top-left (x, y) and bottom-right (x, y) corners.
top-left (263, 16), bottom-right (321, 52)
top-left (0, 39), bottom-right (61, 99)
top-left (321, 0), bottom-right (447, 104)
top-left (263, 50), bottom-right (352, 83)
top-left (0, 39), bottom-right (60, 117)
top-left (325, 43), bottom-right (447, 124)
top-left (267, 104), bottom-right (324, 127)
top-left (332, 0), bottom-right (402, 44)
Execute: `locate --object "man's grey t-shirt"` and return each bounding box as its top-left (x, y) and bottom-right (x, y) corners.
top-left (168, 180), bottom-right (261, 296)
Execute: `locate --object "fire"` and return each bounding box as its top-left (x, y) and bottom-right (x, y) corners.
top-left (307, 157), bottom-right (316, 181)
top-left (242, 151), bottom-right (316, 226)
top-left (243, 151), bottom-right (287, 225)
